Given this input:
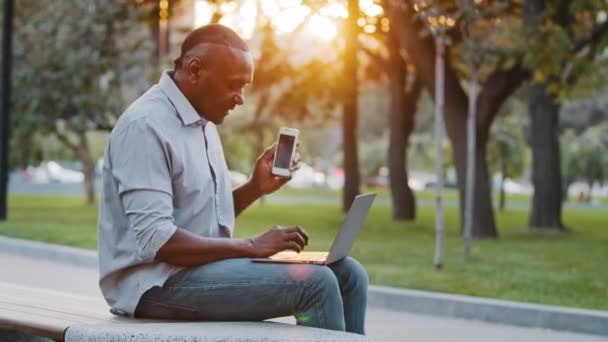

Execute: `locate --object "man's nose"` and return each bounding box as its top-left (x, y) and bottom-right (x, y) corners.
top-left (232, 94), bottom-right (244, 106)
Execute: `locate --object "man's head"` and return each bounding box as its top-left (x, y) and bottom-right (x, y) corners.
top-left (173, 24), bottom-right (253, 125)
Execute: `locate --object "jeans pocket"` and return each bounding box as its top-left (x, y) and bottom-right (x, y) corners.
top-left (135, 298), bottom-right (199, 321)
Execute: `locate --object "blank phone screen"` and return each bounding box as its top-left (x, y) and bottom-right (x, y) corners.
top-left (274, 134), bottom-right (295, 169)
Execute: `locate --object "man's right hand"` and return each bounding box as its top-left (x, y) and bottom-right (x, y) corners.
top-left (248, 225), bottom-right (309, 258)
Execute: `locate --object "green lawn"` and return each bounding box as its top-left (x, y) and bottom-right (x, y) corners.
top-left (277, 186), bottom-right (600, 206)
top-left (0, 194), bottom-right (607, 311)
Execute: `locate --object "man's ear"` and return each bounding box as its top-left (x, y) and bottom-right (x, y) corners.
top-left (187, 57), bottom-right (204, 85)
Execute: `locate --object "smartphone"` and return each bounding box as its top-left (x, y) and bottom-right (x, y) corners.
top-left (272, 127), bottom-right (299, 177)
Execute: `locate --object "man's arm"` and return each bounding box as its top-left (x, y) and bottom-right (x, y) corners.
top-left (232, 144), bottom-right (300, 217)
top-left (233, 180), bottom-right (262, 217)
top-left (155, 228), bottom-right (253, 266)
top-left (155, 225), bottom-right (308, 266)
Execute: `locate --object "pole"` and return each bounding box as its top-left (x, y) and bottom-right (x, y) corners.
top-left (433, 37), bottom-right (445, 270)
top-left (0, 0), bottom-right (15, 220)
top-left (464, 57), bottom-right (478, 257)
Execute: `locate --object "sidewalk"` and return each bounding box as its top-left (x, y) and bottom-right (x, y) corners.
top-left (2, 248), bottom-right (607, 341)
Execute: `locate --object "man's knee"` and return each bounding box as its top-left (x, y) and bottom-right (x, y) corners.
top-left (340, 257), bottom-right (369, 288)
top-left (295, 265), bottom-right (342, 311)
top-left (303, 265), bottom-right (340, 298)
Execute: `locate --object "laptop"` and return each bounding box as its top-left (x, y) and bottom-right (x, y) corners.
top-left (251, 193), bottom-right (376, 265)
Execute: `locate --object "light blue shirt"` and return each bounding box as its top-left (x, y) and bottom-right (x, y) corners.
top-left (97, 71), bottom-right (235, 316)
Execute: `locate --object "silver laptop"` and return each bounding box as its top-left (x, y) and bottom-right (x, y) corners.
top-left (252, 193), bottom-right (376, 265)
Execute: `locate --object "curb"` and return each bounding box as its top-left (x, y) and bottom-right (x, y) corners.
top-left (368, 285), bottom-right (608, 337)
top-left (2, 236), bottom-right (607, 337)
top-left (0, 236), bottom-right (97, 269)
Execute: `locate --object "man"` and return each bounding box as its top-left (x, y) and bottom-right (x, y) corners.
top-left (98, 24), bottom-right (368, 335)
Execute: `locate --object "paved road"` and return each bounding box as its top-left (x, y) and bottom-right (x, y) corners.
top-left (2, 251), bottom-right (606, 341)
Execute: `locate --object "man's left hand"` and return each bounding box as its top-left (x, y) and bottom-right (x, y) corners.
top-left (250, 143), bottom-right (300, 196)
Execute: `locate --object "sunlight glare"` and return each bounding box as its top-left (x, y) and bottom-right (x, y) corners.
top-left (196, 0), bottom-right (342, 43)
top-left (220, 2), bottom-right (238, 14)
top-left (278, 0), bottom-right (302, 7)
top-left (360, 0), bottom-right (383, 17)
top-left (194, 0), bottom-right (213, 27)
top-left (272, 5), bottom-right (311, 34)
top-left (320, 2), bottom-right (348, 19)
top-left (305, 14), bottom-right (338, 41)
top-left (261, 0), bottom-right (280, 17)
top-left (230, 1), bottom-right (257, 38)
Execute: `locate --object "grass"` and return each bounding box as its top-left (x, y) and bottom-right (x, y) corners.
top-left (0, 193), bottom-right (607, 311)
top-left (276, 186), bottom-right (593, 206)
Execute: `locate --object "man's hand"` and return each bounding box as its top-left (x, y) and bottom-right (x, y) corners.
top-left (248, 225), bottom-right (309, 258)
top-left (250, 143), bottom-right (300, 196)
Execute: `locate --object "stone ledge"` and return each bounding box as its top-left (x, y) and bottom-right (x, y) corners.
top-left (64, 322), bottom-right (371, 342)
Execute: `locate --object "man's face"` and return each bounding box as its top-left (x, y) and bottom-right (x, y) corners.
top-left (195, 47), bottom-right (253, 124)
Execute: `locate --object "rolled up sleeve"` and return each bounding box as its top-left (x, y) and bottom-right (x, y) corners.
top-left (110, 118), bottom-right (176, 262)
top-left (122, 190), bottom-right (177, 262)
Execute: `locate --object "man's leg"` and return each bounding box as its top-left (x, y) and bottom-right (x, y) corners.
top-left (134, 258), bottom-right (346, 332)
top-left (328, 257), bottom-right (368, 335)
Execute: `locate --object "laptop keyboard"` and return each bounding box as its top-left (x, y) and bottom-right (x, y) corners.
top-left (269, 251), bottom-right (329, 262)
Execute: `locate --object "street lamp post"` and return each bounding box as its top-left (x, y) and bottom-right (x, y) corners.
top-left (0, 0), bottom-right (14, 220)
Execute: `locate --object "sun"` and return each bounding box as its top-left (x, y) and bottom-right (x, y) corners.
top-left (303, 14), bottom-right (338, 42)
top-left (193, 0), bottom-right (383, 43)
top-left (263, 1), bottom-right (341, 42)
top-left (194, 0), bottom-right (345, 43)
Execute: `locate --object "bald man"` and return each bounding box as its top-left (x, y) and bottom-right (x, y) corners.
top-left (98, 24), bottom-right (368, 335)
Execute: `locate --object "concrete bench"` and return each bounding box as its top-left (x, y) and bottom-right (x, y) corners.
top-left (0, 282), bottom-right (369, 341)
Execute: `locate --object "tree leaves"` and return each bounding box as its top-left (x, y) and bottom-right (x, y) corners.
top-left (11, 0), bottom-right (153, 164)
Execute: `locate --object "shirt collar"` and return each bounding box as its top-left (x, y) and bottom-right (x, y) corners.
top-left (158, 70), bottom-right (207, 127)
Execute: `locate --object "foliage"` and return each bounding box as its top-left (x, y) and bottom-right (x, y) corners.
top-left (487, 111), bottom-right (526, 180)
top-left (523, 0), bottom-right (608, 100)
top-left (562, 123), bottom-right (608, 189)
top-left (359, 135), bottom-right (388, 176)
top-left (11, 0), bottom-right (153, 166)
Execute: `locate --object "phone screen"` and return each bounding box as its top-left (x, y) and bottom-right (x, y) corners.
top-left (274, 134), bottom-right (295, 169)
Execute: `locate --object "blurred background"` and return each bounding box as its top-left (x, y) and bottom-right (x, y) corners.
top-left (0, 0), bottom-right (607, 312)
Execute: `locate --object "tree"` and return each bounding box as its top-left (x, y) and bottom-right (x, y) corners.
top-left (342, 0), bottom-right (362, 211)
top-left (136, 0), bottom-right (184, 65)
top-left (385, 3), bottom-right (422, 220)
top-left (523, 0), bottom-right (608, 230)
top-left (455, 0), bottom-right (513, 254)
top-left (12, 0), bottom-right (152, 204)
top-left (385, 0), bottom-right (527, 238)
top-left (334, 0), bottom-right (422, 220)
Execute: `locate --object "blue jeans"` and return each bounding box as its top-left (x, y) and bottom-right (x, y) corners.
top-left (134, 257), bottom-right (368, 335)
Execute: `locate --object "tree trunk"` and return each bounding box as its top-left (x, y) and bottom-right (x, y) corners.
top-left (387, 21), bottom-right (419, 221)
top-left (528, 85), bottom-right (564, 230)
top-left (444, 70), bottom-right (497, 238)
top-left (451, 126), bottom-right (497, 238)
top-left (524, 0), bottom-right (564, 230)
top-left (342, 0), bottom-right (360, 211)
top-left (499, 176), bottom-right (506, 211)
top-left (499, 148), bottom-right (507, 211)
top-left (76, 131), bottom-right (95, 205)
